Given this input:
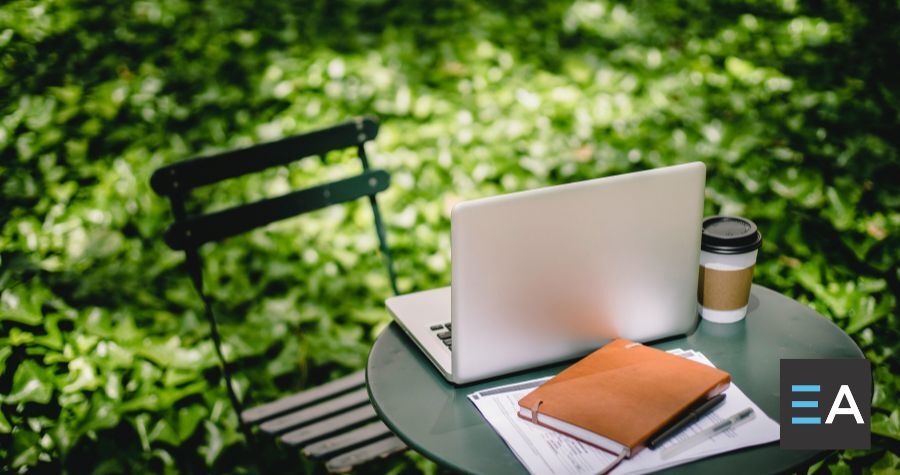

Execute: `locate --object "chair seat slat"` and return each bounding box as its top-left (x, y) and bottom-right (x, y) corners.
top-left (242, 370), bottom-right (366, 425)
top-left (281, 404), bottom-right (377, 447)
top-left (302, 420), bottom-right (392, 458)
top-left (259, 387), bottom-right (370, 435)
top-left (324, 436), bottom-right (407, 473)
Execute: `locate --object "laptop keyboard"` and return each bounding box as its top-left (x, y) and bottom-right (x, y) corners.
top-left (430, 322), bottom-right (451, 351)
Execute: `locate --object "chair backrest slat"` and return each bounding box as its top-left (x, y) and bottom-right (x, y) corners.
top-left (150, 117), bottom-right (379, 196)
top-left (163, 169), bottom-right (390, 250)
top-left (152, 115), bottom-right (398, 293)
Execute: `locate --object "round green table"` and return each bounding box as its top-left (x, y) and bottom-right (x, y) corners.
top-left (367, 285), bottom-right (864, 474)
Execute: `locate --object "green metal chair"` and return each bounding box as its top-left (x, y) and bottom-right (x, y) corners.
top-left (150, 117), bottom-right (406, 472)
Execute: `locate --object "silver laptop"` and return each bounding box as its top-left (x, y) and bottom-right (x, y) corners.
top-left (386, 162), bottom-right (706, 384)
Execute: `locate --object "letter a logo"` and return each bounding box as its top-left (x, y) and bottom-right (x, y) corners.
top-left (780, 359), bottom-right (871, 449)
top-left (826, 385), bottom-right (864, 424)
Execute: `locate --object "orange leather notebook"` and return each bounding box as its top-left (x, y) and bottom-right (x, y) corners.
top-left (518, 339), bottom-right (731, 458)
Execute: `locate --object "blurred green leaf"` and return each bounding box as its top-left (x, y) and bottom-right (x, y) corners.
top-left (265, 337), bottom-right (302, 377)
top-left (1, 286), bottom-right (43, 326)
top-left (79, 393), bottom-right (120, 434)
top-left (871, 410), bottom-right (900, 440)
top-left (200, 420), bottom-right (224, 467)
top-left (0, 410), bottom-right (11, 433)
top-left (177, 405), bottom-right (207, 443)
top-left (136, 336), bottom-right (216, 370)
top-left (827, 459), bottom-right (852, 475)
top-left (871, 451), bottom-right (900, 474)
top-left (0, 345), bottom-right (11, 374)
top-left (12, 429), bottom-right (41, 468)
top-left (822, 182), bottom-right (861, 231)
top-left (6, 360), bottom-right (53, 405)
top-left (61, 357), bottom-right (100, 393)
top-left (118, 381), bottom-right (207, 413)
top-left (873, 366), bottom-right (899, 412)
top-left (149, 417), bottom-right (179, 446)
top-left (845, 293), bottom-right (895, 334)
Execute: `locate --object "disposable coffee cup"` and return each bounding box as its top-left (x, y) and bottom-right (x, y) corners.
top-left (698, 216), bottom-right (762, 323)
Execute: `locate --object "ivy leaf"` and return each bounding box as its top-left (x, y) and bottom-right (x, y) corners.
top-left (136, 336), bottom-right (216, 370)
top-left (177, 405), bottom-right (207, 442)
top-left (78, 395), bottom-right (120, 435)
top-left (61, 357), bottom-right (100, 393)
top-left (0, 345), bottom-right (11, 375)
top-left (149, 448), bottom-right (178, 474)
top-left (872, 410), bottom-right (900, 440)
top-left (265, 337), bottom-right (301, 377)
top-left (200, 420), bottom-right (224, 467)
top-left (0, 287), bottom-right (43, 326)
top-left (149, 417), bottom-right (179, 446)
top-left (827, 459), bottom-right (853, 475)
top-left (873, 366), bottom-right (899, 411)
top-left (822, 183), bottom-right (860, 231)
top-left (118, 381), bottom-right (207, 413)
top-left (133, 413), bottom-right (152, 452)
top-left (6, 360), bottom-right (53, 405)
top-left (12, 429), bottom-right (41, 468)
top-left (0, 410), bottom-right (11, 433)
top-left (871, 451), bottom-right (900, 474)
top-left (845, 293), bottom-right (895, 334)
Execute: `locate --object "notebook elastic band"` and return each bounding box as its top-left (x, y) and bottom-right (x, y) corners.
top-left (531, 400), bottom-right (543, 424)
top-left (598, 447), bottom-right (629, 475)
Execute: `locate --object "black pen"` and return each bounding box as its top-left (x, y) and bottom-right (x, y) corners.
top-left (647, 393), bottom-right (727, 450)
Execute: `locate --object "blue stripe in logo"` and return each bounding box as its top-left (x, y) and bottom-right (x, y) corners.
top-left (791, 385), bottom-right (821, 392)
top-left (792, 400), bottom-right (819, 408)
top-left (791, 417), bottom-right (822, 424)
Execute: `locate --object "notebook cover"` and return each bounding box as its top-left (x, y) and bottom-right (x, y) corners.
top-left (518, 339), bottom-right (731, 454)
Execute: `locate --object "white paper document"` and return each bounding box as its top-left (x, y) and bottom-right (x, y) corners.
top-left (467, 350), bottom-right (780, 475)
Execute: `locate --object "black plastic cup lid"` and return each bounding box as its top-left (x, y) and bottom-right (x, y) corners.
top-left (701, 216), bottom-right (762, 255)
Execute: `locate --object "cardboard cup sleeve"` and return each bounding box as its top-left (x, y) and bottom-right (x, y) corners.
top-left (697, 265), bottom-right (754, 311)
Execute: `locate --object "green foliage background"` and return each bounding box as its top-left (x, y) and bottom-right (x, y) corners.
top-left (1, 0), bottom-right (898, 472)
